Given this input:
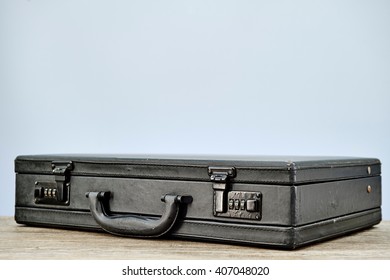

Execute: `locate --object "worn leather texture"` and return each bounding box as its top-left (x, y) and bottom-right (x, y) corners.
top-left (14, 154), bottom-right (382, 248)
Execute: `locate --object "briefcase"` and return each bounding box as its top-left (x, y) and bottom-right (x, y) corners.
top-left (14, 154), bottom-right (381, 249)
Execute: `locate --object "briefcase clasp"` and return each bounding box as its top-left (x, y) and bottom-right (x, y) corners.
top-left (209, 166), bottom-right (262, 220)
top-left (34, 161), bottom-right (73, 205)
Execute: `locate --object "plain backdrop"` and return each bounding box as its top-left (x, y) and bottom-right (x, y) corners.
top-left (0, 0), bottom-right (389, 218)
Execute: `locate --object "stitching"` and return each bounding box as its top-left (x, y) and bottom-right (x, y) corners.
top-left (15, 171), bottom-right (379, 185)
top-left (17, 207), bottom-right (91, 217)
top-left (15, 158), bottom-right (380, 170)
top-left (16, 207), bottom-right (291, 233)
top-left (14, 159), bottom-right (295, 170)
top-left (296, 209), bottom-right (380, 233)
top-left (172, 234), bottom-right (287, 246)
top-left (178, 221), bottom-right (292, 233)
top-left (16, 207), bottom-right (380, 246)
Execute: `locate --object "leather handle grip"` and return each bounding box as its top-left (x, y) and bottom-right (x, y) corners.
top-left (86, 191), bottom-right (192, 237)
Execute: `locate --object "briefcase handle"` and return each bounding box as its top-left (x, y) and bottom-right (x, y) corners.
top-left (86, 191), bottom-right (192, 237)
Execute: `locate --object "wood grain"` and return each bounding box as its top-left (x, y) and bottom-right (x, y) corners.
top-left (1, 217), bottom-right (389, 259)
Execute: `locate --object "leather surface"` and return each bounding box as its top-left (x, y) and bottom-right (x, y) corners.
top-left (15, 154), bottom-right (381, 184)
top-left (15, 174), bottom-right (381, 227)
top-left (14, 154), bottom-right (382, 248)
top-left (14, 206), bottom-right (381, 249)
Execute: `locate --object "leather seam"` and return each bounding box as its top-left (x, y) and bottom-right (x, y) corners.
top-left (15, 158), bottom-right (380, 170)
top-left (295, 209), bottom-right (381, 233)
top-left (178, 222), bottom-right (292, 233)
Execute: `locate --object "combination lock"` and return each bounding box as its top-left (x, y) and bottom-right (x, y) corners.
top-left (214, 191), bottom-right (262, 220)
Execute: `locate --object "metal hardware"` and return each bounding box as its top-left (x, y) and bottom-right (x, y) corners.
top-left (246, 199), bottom-right (258, 212)
top-left (208, 167), bottom-right (262, 220)
top-left (367, 166), bottom-right (371, 175)
top-left (34, 161), bottom-right (73, 205)
top-left (208, 167), bottom-right (236, 214)
top-left (367, 185), bottom-right (372, 193)
top-left (216, 191), bottom-right (262, 220)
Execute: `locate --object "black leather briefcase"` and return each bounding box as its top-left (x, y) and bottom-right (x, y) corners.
top-left (14, 155), bottom-right (381, 249)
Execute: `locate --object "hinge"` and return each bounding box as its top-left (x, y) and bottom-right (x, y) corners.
top-left (208, 167), bottom-right (236, 214)
top-left (34, 161), bottom-right (73, 205)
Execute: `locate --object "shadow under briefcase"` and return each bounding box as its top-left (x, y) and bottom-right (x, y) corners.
top-left (14, 154), bottom-right (381, 249)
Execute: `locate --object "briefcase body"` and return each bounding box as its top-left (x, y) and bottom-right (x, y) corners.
top-left (14, 154), bottom-right (381, 249)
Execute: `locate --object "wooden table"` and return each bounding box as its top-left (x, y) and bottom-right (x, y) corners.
top-left (1, 217), bottom-right (389, 259)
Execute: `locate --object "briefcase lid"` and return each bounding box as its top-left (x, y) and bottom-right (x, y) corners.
top-left (15, 154), bottom-right (381, 185)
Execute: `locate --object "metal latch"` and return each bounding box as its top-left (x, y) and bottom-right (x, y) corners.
top-left (34, 161), bottom-right (73, 205)
top-left (208, 166), bottom-right (262, 220)
top-left (208, 166), bottom-right (236, 214)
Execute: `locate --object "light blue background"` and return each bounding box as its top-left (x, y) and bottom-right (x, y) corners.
top-left (1, 0), bottom-right (389, 218)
